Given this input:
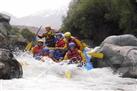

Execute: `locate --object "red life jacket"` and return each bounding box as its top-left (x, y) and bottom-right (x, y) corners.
top-left (67, 49), bottom-right (82, 61)
top-left (56, 39), bottom-right (66, 48)
top-left (33, 46), bottom-right (44, 55)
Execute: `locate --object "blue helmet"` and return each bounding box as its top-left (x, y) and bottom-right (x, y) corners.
top-left (49, 50), bottom-right (55, 54)
top-left (68, 42), bottom-right (76, 48)
top-left (43, 47), bottom-right (49, 53)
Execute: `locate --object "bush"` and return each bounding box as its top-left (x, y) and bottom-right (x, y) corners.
top-left (20, 28), bottom-right (35, 42)
top-left (61, 0), bottom-right (137, 46)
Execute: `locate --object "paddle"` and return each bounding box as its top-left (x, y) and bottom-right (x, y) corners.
top-left (83, 49), bottom-right (94, 70)
top-left (65, 70), bottom-right (72, 79)
top-left (88, 51), bottom-right (104, 59)
top-left (36, 25), bottom-right (42, 37)
top-left (25, 41), bottom-right (33, 51)
top-left (25, 26), bottom-right (42, 51)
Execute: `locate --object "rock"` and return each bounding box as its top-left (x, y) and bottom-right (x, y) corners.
top-left (8, 34), bottom-right (27, 50)
top-left (99, 44), bottom-right (137, 78)
top-left (0, 62), bottom-right (5, 69)
top-left (0, 13), bottom-right (12, 49)
top-left (0, 33), bottom-right (5, 46)
top-left (0, 13), bottom-right (23, 79)
top-left (101, 34), bottom-right (137, 46)
top-left (0, 48), bottom-right (23, 79)
top-left (0, 13), bottom-right (27, 50)
top-left (97, 34), bottom-right (137, 78)
top-left (0, 13), bottom-right (11, 37)
top-left (0, 13), bottom-right (10, 22)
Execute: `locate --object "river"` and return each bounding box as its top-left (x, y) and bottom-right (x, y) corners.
top-left (0, 51), bottom-right (137, 91)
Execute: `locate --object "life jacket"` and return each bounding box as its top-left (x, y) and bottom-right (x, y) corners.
top-left (66, 49), bottom-right (82, 61)
top-left (38, 31), bottom-right (54, 39)
top-left (38, 31), bottom-right (55, 47)
top-left (45, 37), bottom-right (56, 47)
top-left (67, 37), bottom-right (75, 44)
top-left (43, 31), bottom-right (54, 38)
top-left (32, 45), bottom-right (44, 56)
top-left (43, 31), bottom-right (55, 44)
top-left (67, 37), bottom-right (83, 50)
top-left (56, 38), bottom-right (66, 48)
top-left (54, 50), bottom-right (64, 60)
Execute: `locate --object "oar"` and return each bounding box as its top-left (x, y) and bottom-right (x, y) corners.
top-left (83, 49), bottom-right (94, 70)
top-left (25, 26), bottom-right (42, 51)
top-left (36, 25), bottom-right (42, 36)
top-left (25, 41), bottom-right (33, 51)
top-left (65, 70), bottom-right (72, 79)
top-left (88, 51), bottom-right (104, 59)
top-left (84, 51), bottom-right (104, 70)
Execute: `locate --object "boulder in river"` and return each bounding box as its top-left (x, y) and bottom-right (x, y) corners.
top-left (96, 34), bottom-right (137, 78)
top-left (101, 34), bottom-right (137, 46)
top-left (0, 48), bottom-right (23, 79)
top-left (0, 13), bottom-right (24, 79)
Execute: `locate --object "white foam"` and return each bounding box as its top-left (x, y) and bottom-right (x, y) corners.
top-left (1, 51), bottom-right (136, 91)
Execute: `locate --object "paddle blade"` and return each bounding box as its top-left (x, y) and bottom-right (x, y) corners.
top-left (88, 52), bottom-right (104, 59)
top-left (84, 62), bottom-right (93, 70)
top-left (65, 70), bottom-right (71, 79)
top-left (25, 42), bottom-right (32, 51)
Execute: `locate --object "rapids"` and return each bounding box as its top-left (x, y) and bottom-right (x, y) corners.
top-left (0, 51), bottom-right (136, 91)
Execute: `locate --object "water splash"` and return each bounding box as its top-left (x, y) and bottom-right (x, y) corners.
top-left (1, 51), bottom-right (137, 91)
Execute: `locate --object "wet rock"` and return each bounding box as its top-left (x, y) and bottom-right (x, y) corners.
top-left (0, 13), bottom-right (24, 79)
top-left (0, 13), bottom-right (12, 49)
top-left (8, 34), bottom-right (27, 50)
top-left (0, 48), bottom-right (23, 79)
top-left (0, 13), bottom-right (10, 22)
top-left (101, 34), bottom-right (137, 46)
top-left (0, 62), bottom-right (5, 69)
top-left (0, 13), bottom-right (27, 50)
top-left (97, 34), bottom-right (137, 78)
top-left (0, 13), bottom-right (11, 37)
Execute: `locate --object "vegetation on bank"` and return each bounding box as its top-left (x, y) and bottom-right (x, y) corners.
top-left (11, 26), bottom-right (35, 42)
top-left (61, 0), bottom-right (137, 46)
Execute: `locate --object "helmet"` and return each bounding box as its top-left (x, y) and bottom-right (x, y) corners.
top-left (64, 32), bottom-right (71, 37)
top-left (45, 26), bottom-right (51, 30)
top-left (68, 42), bottom-right (76, 48)
top-left (56, 33), bottom-right (63, 38)
top-left (43, 47), bottom-right (49, 53)
top-left (56, 33), bottom-right (63, 36)
top-left (37, 39), bottom-right (44, 43)
top-left (49, 50), bottom-right (55, 54)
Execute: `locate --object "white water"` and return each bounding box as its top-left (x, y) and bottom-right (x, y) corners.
top-left (0, 51), bottom-right (137, 91)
